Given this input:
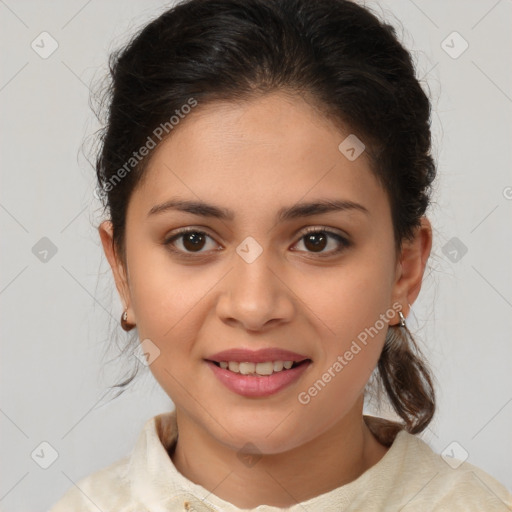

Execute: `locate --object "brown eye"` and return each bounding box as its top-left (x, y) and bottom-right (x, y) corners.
top-left (293, 228), bottom-right (351, 256)
top-left (303, 232), bottom-right (328, 252)
top-left (182, 231), bottom-right (207, 252)
top-left (164, 229), bottom-right (218, 254)
top-left (164, 227), bottom-right (351, 258)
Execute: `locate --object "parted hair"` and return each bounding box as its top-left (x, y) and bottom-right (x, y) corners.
top-left (94, 0), bottom-right (436, 434)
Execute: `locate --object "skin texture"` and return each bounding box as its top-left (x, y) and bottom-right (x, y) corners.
top-left (99, 91), bottom-right (432, 508)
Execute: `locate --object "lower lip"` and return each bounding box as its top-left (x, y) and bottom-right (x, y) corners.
top-left (205, 360), bottom-right (312, 397)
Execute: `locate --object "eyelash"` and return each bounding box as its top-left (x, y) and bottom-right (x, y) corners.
top-left (162, 226), bottom-right (351, 258)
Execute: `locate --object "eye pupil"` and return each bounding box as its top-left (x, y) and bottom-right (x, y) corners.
top-left (183, 232), bottom-right (206, 252)
top-left (304, 233), bottom-right (327, 252)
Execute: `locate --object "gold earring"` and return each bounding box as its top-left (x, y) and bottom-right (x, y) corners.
top-left (121, 309), bottom-right (135, 331)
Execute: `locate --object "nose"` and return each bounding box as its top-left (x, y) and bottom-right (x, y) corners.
top-left (215, 245), bottom-right (295, 332)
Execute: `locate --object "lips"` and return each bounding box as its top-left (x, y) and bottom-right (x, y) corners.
top-left (206, 359), bottom-right (312, 397)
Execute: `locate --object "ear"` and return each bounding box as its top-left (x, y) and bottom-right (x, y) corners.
top-left (390, 216), bottom-right (433, 320)
top-left (98, 220), bottom-right (133, 320)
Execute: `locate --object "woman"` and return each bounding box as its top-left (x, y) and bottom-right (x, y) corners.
top-left (50, 0), bottom-right (512, 510)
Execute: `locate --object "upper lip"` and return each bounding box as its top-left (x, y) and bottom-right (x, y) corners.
top-left (205, 348), bottom-right (310, 364)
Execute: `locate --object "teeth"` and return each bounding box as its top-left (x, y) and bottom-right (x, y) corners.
top-left (238, 362), bottom-right (254, 375)
top-left (255, 362), bottom-right (274, 375)
top-left (273, 361), bottom-right (284, 372)
top-left (217, 360), bottom-right (301, 376)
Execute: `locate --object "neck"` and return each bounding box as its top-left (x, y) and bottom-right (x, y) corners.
top-left (170, 398), bottom-right (390, 509)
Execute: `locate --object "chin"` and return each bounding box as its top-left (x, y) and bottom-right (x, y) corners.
top-left (210, 410), bottom-right (305, 454)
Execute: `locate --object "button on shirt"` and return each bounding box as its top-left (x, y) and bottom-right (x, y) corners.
top-left (49, 409), bottom-right (512, 511)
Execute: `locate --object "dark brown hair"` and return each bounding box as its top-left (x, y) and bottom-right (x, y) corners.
top-left (94, 0), bottom-right (436, 434)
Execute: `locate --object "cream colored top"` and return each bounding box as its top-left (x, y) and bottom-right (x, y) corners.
top-left (49, 410), bottom-right (512, 511)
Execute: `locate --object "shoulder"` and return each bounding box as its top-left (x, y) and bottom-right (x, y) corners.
top-left (384, 429), bottom-right (512, 510)
top-left (48, 455), bottom-right (135, 511)
top-left (362, 415), bottom-right (511, 511)
top-left (49, 412), bottom-right (178, 512)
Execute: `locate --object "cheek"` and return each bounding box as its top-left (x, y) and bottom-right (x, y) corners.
top-left (127, 241), bottom-right (216, 338)
top-left (306, 257), bottom-right (394, 341)
top-left (125, 246), bottom-right (227, 396)
top-left (300, 256), bottom-right (393, 393)
top-left (296, 269), bottom-right (391, 422)
top-left (126, 251), bottom-right (214, 399)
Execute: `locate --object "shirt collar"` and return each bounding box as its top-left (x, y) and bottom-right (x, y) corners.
top-left (126, 409), bottom-right (406, 511)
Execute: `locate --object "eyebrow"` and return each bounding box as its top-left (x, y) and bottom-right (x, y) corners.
top-left (147, 198), bottom-right (369, 222)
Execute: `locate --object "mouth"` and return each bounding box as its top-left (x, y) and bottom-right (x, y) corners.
top-left (206, 358), bottom-right (311, 376)
top-left (204, 358), bottom-right (313, 398)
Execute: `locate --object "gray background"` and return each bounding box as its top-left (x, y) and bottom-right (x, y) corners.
top-left (1, 0), bottom-right (511, 510)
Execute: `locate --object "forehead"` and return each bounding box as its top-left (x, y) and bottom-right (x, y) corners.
top-left (129, 91), bottom-right (388, 223)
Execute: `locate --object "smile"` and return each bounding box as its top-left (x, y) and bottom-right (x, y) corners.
top-left (211, 360), bottom-right (308, 376)
top-left (205, 359), bottom-right (312, 397)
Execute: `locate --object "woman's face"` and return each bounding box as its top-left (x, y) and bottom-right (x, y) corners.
top-left (101, 91), bottom-right (428, 454)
